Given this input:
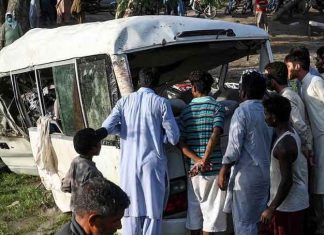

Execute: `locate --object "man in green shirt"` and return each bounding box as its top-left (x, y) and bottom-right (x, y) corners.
top-left (179, 70), bottom-right (227, 235)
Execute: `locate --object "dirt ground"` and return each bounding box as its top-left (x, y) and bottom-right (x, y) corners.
top-left (218, 9), bottom-right (324, 67)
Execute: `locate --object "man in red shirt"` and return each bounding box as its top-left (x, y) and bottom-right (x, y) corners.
top-left (255, 0), bottom-right (268, 32)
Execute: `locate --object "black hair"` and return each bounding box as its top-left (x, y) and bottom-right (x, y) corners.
top-left (317, 46), bottom-right (324, 60)
top-left (285, 50), bottom-right (310, 71)
top-left (289, 45), bottom-right (310, 58)
top-left (72, 177), bottom-right (130, 217)
top-left (188, 70), bottom-right (214, 95)
top-left (73, 128), bottom-right (107, 155)
top-left (241, 70), bottom-right (266, 99)
top-left (265, 61), bottom-right (288, 85)
top-left (138, 68), bottom-right (159, 88)
top-left (263, 95), bottom-right (291, 123)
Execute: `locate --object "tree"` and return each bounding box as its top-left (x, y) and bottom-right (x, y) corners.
top-left (116, 0), bottom-right (161, 18)
top-left (0, 0), bottom-right (9, 24)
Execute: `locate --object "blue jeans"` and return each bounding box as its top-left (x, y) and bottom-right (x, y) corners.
top-left (177, 0), bottom-right (185, 16)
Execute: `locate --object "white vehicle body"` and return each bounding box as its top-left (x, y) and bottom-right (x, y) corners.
top-left (0, 16), bottom-right (272, 234)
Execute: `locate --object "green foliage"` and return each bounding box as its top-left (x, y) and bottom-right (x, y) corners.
top-left (116, 0), bottom-right (129, 17)
top-left (116, 0), bottom-right (161, 17)
top-left (0, 173), bottom-right (122, 234)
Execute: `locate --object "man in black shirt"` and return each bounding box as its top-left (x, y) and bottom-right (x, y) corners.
top-left (56, 177), bottom-right (130, 235)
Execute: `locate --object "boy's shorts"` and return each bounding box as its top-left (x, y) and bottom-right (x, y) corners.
top-left (186, 174), bottom-right (227, 232)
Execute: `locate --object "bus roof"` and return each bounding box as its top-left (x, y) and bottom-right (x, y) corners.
top-left (0, 15), bottom-right (269, 74)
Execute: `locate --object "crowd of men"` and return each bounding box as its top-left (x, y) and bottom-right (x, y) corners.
top-left (28, 0), bottom-right (85, 26)
top-left (56, 45), bottom-right (324, 235)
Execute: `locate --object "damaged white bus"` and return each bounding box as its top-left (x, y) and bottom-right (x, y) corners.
top-left (0, 16), bottom-right (272, 234)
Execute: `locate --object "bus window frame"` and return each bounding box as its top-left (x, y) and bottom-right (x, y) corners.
top-left (34, 59), bottom-right (86, 136)
top-left (10, 72), bottom-right (35, 128)
top-left (6, 55), bottom-right (120, 143)
top-left (9, 73), bottom-right (26, 129)
top-left (76, 54), bottom-right (121, 147)
top-left (76, 54), bottom-right (118, 127)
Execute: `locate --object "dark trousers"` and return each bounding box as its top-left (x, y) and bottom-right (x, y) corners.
top-left (307, 194), bottom-right (324, 235)
top-left (259, 209), bottom-right (306, 235)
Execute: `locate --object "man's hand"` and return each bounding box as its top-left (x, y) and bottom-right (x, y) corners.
top-left (261, 207), bottom-right (275, 224)
top-left (199, 158), bottom-right (213, 172)
top-left (302, 147), bottom-right (315, 167)
top-left (217, 165), bottom-right (229, 191)
top-left (188, 163), bottom-right (200, 177)
top-left (188, 160), bottom-right (213, 177)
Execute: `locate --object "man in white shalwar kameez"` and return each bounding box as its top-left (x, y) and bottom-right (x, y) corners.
top-left (264, 61), bottom-right (313, 161)
top-left (285, 51), bottom-right (324, 235)
top-left (218, 70), bottom-right (273, 235)
top-left (102, 68), bottom-right (180, 235)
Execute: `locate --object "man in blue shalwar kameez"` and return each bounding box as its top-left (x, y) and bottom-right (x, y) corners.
top-left (102, 68), bottom-right (180, 235)
top-left (218, 70), bottom-right (273, 235)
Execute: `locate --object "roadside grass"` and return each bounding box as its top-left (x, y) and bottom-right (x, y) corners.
top-left (0, 172), bottom-right (121, 235)
top-left (0, 172), bottom-right (70, 235)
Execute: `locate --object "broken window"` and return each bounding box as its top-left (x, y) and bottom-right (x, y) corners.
top-left (127, 39), bottom-right (265, 89)
top-left (78, 55), bottom-right (119, 144)
top-left (15, 72), bottom-right (41, 127)
top-left (53, 64), bottom-right (85, 136)
top-left (37, 68), bottom-right (57, 117)
top-left (0, 76), bottom-right (23, 136)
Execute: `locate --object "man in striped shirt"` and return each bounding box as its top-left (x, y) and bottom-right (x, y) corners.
top-left (179, 70), bottom-right (227, 235)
